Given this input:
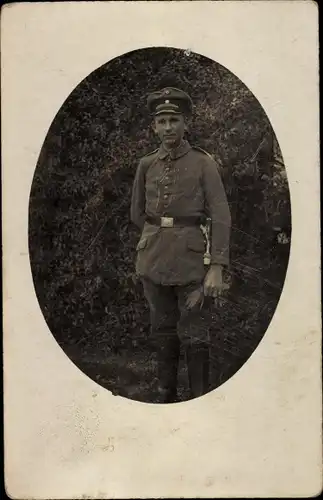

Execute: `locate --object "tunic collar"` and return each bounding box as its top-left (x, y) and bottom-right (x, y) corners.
top-left (158, 140), bottom-right (191, 160)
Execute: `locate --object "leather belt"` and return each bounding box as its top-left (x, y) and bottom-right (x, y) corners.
top-left (146, 215), bottom-right (205, 228)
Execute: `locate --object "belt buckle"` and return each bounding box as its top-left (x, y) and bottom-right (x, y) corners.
top-left (161, 216), bottom-right (174, 228)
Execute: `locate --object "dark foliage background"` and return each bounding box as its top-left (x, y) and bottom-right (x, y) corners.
top-left (29, 48), bottom-right (291, 403)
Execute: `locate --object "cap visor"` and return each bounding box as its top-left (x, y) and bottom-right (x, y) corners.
top-left (154, 109), bottom-right (183, 116)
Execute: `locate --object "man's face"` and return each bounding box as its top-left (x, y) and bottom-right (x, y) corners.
top-left (153, 113), bottom-right (186, 149)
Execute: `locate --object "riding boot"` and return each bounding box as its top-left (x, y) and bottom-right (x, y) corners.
top-left (185, 343), bottom-right (210, 399)
top-left (155, 335), bottom-right (180, 403)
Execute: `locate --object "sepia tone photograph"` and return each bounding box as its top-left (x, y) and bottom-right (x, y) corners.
top-left (3, 1), bottom-right (321, 498)
top-left (29, 47), bottom-right (291, 404)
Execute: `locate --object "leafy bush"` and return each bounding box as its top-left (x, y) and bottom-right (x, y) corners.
top-left (29, 48), bottom-right (291, 401)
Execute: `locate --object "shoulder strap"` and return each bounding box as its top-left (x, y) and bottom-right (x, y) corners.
top-left (192, 146), bottom-right (214, 160)
top-left (140, 148), bottom-right (159, 176)
top-left (144, 148), bottom-right (159, 158)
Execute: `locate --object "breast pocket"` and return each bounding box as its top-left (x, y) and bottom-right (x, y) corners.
top-left (176, 178), bottom-right (200, 198)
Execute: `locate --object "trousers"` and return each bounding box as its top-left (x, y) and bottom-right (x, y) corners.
top-left (141, 278), bottom-right (210, 346)
top-left (141, 277), bottom-right (211, 402)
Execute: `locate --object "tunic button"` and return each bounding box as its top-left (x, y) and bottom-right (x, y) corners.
top-left (164, 194), bottom-right (168, 198)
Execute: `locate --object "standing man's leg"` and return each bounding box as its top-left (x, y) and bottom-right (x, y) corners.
top-left (141, 278), bottom-right (180, 403)
top-left (177, 284), bottom-right (210, 399)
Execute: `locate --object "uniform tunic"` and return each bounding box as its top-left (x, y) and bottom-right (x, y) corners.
top-left (131, 140), bottom-right (231, 286)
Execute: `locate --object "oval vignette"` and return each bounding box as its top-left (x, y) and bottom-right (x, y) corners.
top-left (28, 47), bottom-right (291, 403)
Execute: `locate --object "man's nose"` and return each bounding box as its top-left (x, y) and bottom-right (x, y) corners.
top-left (164, 121), bottom-right (172, 131)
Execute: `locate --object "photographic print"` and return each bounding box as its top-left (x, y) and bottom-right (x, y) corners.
top-left (3, 2), bottom-right (320, 498)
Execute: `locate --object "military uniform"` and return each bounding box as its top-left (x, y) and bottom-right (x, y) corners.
top-left (130, 88), bottom-right (231, 402)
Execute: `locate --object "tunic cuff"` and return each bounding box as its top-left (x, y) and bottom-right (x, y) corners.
top-left (210, 253), bottom-right (229, 266)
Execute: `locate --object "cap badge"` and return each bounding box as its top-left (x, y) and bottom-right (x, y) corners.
top-left (164, 89), bottom-right (170, 95)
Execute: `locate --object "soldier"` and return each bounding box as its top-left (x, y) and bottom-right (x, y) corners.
top-left (131, 87), bottom-right (231, 403)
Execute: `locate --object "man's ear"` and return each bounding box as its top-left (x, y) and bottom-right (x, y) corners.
top-left (151, 120), bottom-right (157, 134)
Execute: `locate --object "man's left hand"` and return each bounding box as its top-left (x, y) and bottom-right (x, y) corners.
top-left (203, 265), bottom-right (225, 298)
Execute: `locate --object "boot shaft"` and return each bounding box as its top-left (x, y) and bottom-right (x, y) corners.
top-left (155, 335), bottom-right (180, 403)
top-left (186, 344), bottom-right (210, 399)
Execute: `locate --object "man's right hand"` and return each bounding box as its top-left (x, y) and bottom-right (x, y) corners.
top-left (185, 286), bottom-right (204, 310)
